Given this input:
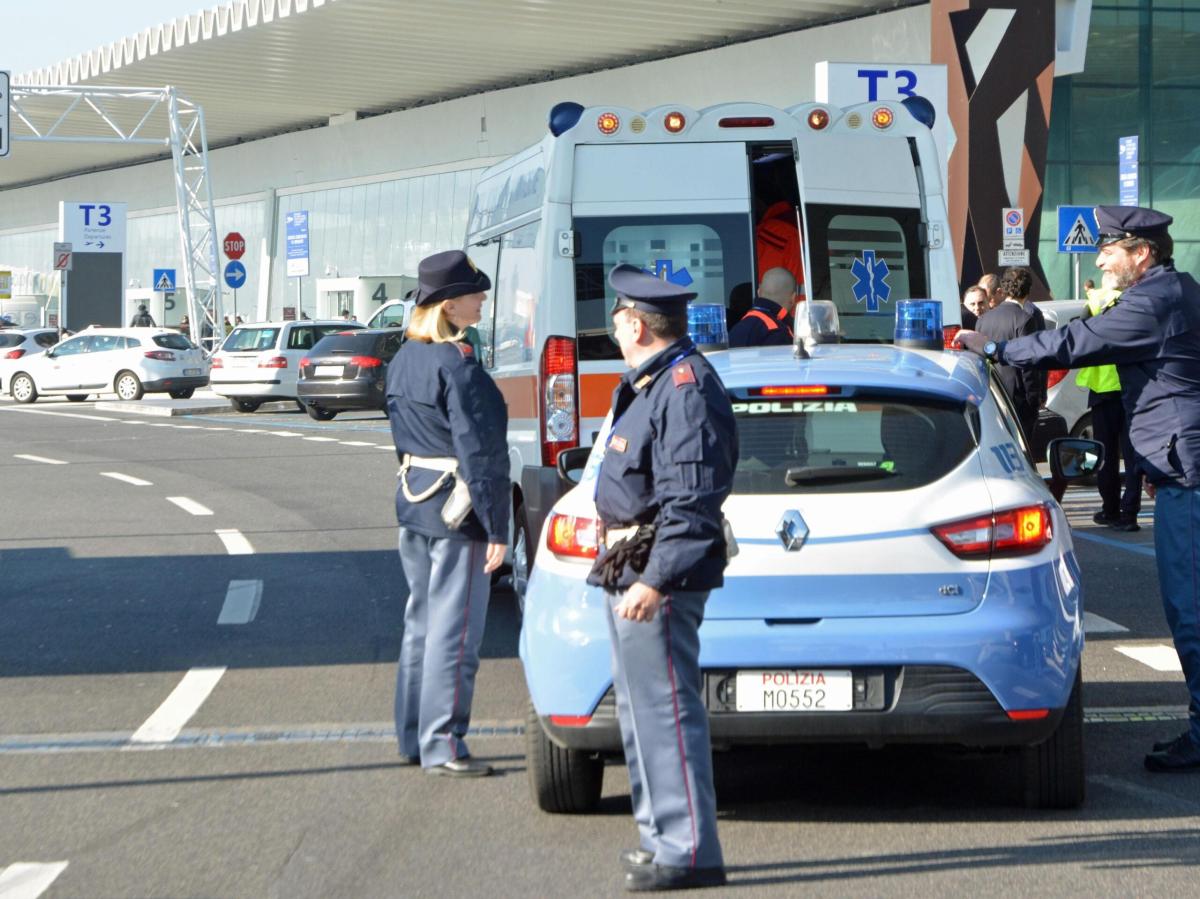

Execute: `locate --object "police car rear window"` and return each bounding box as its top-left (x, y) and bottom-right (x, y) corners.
top-left (732, 392), bottom-right (975, 494)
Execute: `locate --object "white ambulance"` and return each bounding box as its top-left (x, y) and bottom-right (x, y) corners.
top-left (462, 98), bottom-right (958, 598)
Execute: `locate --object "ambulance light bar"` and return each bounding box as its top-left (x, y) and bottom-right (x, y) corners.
top-left (597, 112), bottom-right (621, 135)
top-left (664, 111), bottom-right (686, 133)
top-left (807, 109), bottom-right (830, 130)
top-left (872, 106), bottom-right (895, 130)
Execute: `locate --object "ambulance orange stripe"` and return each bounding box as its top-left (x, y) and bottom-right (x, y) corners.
top-left (493, 373), bottom-right (538, 419)
top-left (581, 372), bottom-right (622, 418)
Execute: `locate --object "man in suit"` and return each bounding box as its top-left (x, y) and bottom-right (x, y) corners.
top-left (976, 267), bottom-right (1043, 441)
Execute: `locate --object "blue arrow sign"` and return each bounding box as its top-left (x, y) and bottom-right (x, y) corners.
top-left (644, 259), bottom-right (694, 287)
top-left (850, 249), bottom-right (891, 312)
top-left (153, 268), bottom-right (176, 292)
top-left (224, 260), bottom-right (247, 289)
top-left (1057, 205), bottom-right (1098, 254)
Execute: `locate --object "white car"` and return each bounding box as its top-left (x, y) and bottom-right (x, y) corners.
top-left (0, 328), bottom-right (60, 394)
top-left (7, 327), bottom-right (208, 403)
top-left (209, 319), bottom-right (365, 412)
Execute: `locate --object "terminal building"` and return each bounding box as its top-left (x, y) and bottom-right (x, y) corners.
top-left (0, 0), bottom-right (1195, 328)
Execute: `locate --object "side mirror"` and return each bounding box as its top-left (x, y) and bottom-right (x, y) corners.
top-left (1048, 437), bottom-right (1104, 481)
top-left (556, 446), bottom-right (592, 486)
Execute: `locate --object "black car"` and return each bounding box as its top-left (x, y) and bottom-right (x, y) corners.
top-left (296, 329), bottom-right (404, 420)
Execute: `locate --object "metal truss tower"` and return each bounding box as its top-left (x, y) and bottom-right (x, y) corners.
top-left (9, 85), bottom-right (224, 351)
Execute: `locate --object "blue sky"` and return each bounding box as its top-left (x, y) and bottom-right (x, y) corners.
top-left (3, 2), bottom-right (214, 75)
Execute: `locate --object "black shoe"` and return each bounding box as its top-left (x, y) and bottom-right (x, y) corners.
top-left (1093, 510), bottom-right (1120, 526)
top-left (621, 849), bottom-right (654, 870)
top-left (1111, 517), bottom-right (1141, 532)
top-left (624, 864), bottom-right (726, 892)
top-left (1144, 735), bottom-right (1200, 772)
top-left (425, 756), bottom-right (494, 778)
top-left (1152, 731), bottom-right (1191, 753)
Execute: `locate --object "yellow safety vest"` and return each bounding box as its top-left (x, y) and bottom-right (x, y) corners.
top-left (1075, 289), bottom-right (1122, 394)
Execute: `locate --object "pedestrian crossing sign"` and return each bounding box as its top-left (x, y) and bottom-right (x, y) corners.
top-left (153, 268), bottom-right (176, 292)
top-left (1057, 206), bottom-right (1098, 254)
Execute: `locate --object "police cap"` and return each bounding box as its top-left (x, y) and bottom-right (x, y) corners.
top-left (608, 263), bottom-right (697, 315)
top-left (412, 250), bottom-right (491, 306)
top-left (1095, 205), bottom-right (1173, 247)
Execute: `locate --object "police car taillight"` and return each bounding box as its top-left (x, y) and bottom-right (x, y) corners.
top-left (807, 109), bottom-right (830, 130)
top-left (751, 385), bottom-right (830, 397)
top-left (546, 512), bottom-right (599, 559)
top-left (932, 504), bottom-right (1052, 559)
top-left (664, 111), bottom-right (686, 133)
top-left (943, 325), bottom-right (961, 350)
top-left (540, 336), bottom-right (579, 466)
top-left (718, 116), bottom-right (775, 128)
top-left (597, 112), bottom-right (620, 135)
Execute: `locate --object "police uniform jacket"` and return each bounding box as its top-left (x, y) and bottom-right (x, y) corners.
top-left (728, 297), bottom-right (795, 348)
top-left (996, 263), bottom-right (1200, 487)
top-left (586, 337), bottom-right (738, 593)
top-left (385, 338), bottom-right (510, 543)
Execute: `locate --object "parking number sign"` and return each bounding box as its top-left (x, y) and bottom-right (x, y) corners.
top-left (0, 71), bottom-right (10, 159)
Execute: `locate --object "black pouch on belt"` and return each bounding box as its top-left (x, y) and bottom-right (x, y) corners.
top-left (589, 525), bottom-right (656, 590)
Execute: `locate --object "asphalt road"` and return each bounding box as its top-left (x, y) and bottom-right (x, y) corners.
top-left (1, 393), bottom-right (1198, 898)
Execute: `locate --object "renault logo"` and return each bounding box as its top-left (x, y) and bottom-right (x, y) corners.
top-left (776, 510), bottom-right (809, 551)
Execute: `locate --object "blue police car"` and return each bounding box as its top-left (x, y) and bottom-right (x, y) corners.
top-left (520, 303), bottom-right (1099, 813)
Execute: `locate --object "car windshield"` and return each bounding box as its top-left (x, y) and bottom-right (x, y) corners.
top-left (223, 328), bottom-right (280, 352)
top-left (153, 333), bottom-right (194, 350)
top-left (732, 391), bottom-right (976, 494)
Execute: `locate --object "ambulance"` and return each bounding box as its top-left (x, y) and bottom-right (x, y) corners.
top-left (461, 98), bottom-right (958, 599)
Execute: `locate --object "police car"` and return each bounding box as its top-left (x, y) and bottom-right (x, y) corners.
top-left (520, 303), bottom-right (1099, 813)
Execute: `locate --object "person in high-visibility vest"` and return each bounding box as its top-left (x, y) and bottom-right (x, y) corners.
top-left (1078, 280), bottom-right (1142, 530)
top-left (755, 201), bottom-right (805, 295)
top-left (728, 267), bottom-right (796, 348)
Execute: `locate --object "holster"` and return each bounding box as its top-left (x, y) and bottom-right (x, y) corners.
top-left (589, 524), bottom-right (656, 590)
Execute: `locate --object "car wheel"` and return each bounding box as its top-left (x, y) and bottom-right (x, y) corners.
top-left (294, 400), bottom-right (307, 413)
top-left (115, 371), bottom-right (144, 401)
top-left (512, 505), bottom-right (534, 615)
top-left (10, 372), bottom-right (38, 404)
top-left (1018, 668), bottom-right (1084, 809)
top-left (525, 699), bottom-right (603, 814)
top-left (169, 388), bottom-right (195, 399)
top-left (306, 405), bottom-right (337, 421)
top-left (66, 394), bottom-right (88, 402)
top-left (231, 398), bottom-right (261, 413)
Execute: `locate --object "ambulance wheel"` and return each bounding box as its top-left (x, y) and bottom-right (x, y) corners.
top-left (1018, 669), bottom-right (1084, 809)
top-left (526, 700), bottom-right (603, 814)
top-left (231, 398), bottom-right (261, 413)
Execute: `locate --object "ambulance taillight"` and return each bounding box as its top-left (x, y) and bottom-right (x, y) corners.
top-left (540, 336), bottom-right (579, 466)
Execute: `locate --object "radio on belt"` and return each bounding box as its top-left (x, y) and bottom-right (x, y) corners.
top-left (893, 300), bottom-right (943, 350)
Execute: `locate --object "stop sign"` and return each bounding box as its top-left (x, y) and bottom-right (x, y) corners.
top-left (223, 232), bottom-right (246, 260)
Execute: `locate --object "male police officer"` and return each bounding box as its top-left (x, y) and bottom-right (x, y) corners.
top-left (587, 264), bottom-right (738, 891)
top-left (957, 206), bottom-right (1200, 772)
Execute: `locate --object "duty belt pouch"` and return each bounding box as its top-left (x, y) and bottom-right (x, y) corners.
top-left (440, 476), bottom-right (473, 530)
top-left (398, 454), bottom-right (474, 529)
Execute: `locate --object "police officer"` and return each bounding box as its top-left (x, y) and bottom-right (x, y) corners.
top-left (728, 266), bottom-right (796, 348)
top-left (587, 264), bottom-right (738, 891)
top-left (386, 249), bottom-right (509, 777)
top-left (957, 206), bottom-right (1200, 772)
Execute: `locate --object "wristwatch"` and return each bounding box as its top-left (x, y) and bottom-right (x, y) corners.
top-left (983, 340), bottom-right (999, 362)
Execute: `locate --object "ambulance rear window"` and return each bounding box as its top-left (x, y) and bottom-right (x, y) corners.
top-left (732, 392), bottom-right (974, 494)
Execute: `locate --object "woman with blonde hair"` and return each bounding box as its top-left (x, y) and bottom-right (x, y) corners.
top-left (386, 249), bottom-right (509, 777)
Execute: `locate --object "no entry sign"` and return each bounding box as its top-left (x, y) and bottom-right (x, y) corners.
top-left (223, 232), bottom-right (246, 260)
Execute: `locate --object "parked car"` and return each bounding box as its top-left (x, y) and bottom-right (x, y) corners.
top-left (296, 328), bottom-right (405, 420)
top-left (520, 342), bottom-right (1100, 814)
top-left (209, 319), bottom-right (365, 412)
top-left (1035, 299), bottom-right (1090, 438)
top-left (0, 328), bottom-right (60, 394)
top-left (6, 328), bottom-right (208, 403)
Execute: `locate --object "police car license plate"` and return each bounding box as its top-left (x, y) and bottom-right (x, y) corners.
top-left (735, 670), bottom-right (853, 712)
top-left (316, 365), bottom-right (344, 377)
top-left (183, 368), bottom-right (202, 376)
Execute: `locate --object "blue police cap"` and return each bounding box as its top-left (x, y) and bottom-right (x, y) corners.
top-left (608, 263), bottom-right (697, 315)
top-left (1095, 205), bottom-right (1173, 246)
top-left (413, 250), bottom-right (491, 306)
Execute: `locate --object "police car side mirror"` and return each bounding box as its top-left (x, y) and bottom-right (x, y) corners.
top-left (1048, 438), bottom-right (1104, 481)
top-left (556, 446), bottom-right (592, 485)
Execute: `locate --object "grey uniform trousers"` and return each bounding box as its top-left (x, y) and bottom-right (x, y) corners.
top-left (604, 589), bottom-right (724, 870)
top-left (395, 528), bottom-right (491, 767)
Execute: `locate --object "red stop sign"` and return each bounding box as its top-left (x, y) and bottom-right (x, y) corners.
top-left (223, 232), bottom-right (246, 260)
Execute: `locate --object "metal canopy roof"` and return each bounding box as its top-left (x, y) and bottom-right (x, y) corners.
top-left (4, 0), bottom-right (911, 190)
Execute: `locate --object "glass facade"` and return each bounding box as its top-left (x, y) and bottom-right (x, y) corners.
top-left (1042, 0), bottom-right (1200, 296)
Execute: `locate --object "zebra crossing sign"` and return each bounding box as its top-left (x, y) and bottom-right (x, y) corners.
top-left (1058, 206), bottom-right (1099, 253)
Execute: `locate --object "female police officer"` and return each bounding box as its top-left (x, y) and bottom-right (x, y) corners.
top-left (386, 249), bottom-right (509, 777)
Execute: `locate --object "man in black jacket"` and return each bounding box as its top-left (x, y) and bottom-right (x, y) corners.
top-left (976, 267), bottom-right (1042, 440)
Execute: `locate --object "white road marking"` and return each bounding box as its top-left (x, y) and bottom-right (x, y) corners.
top-left (269, 431), bottom-right (302, 437)
top-left (13, 454), bottom-right (67, 465)
top-left (173, 425), bottom-right (202, 430)
top-left (203, 426), bottom-right (232, 431)
top-left (237, 429), bottom-right (266, 434)
top-left (166, 496), bottom-right (213, 516)
top-left (303, 436), bottom-right (338, 442)
top-left (1115, 644), bottom-right (1183, 672)
top-left (1083, 612), bottom-right (1130, 634)
top-left (129, 668), bottom-right (226, 744)
top-left (215, 529), bottom-right (255, 555)
top-left (339, 441), bottom-right (375, 446)
top-left (0, 862), bottom-right (69, 899)
top-left (100, 471), bottom-right (153, 487)
top-left (0, 407), bottom-right (116, 422)
top-left (218, 579), bottom-right (263, 625)
top-left (375, 445), bottom-right (395, 451)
